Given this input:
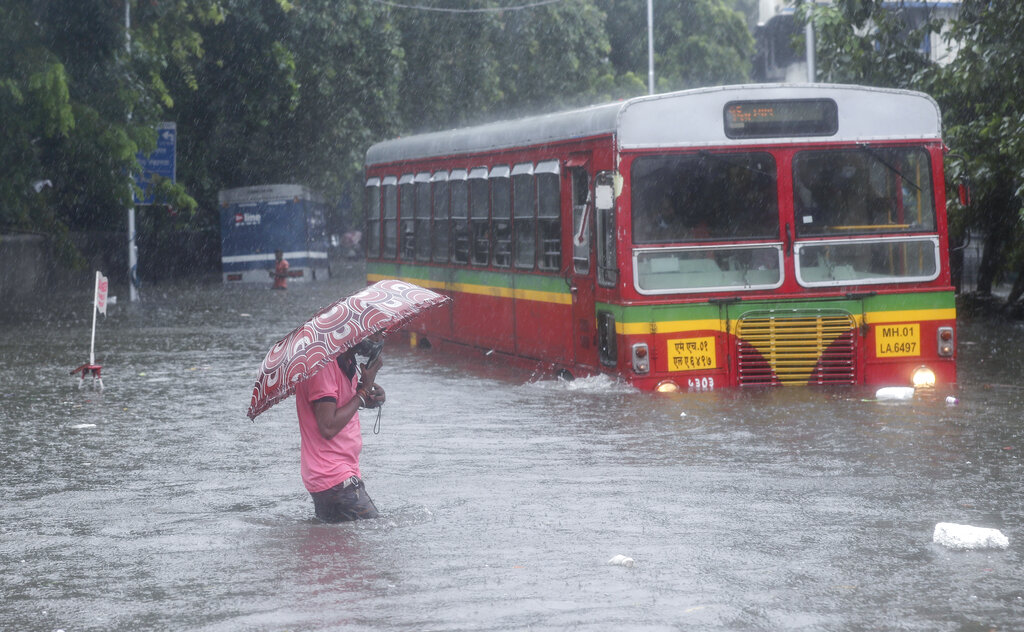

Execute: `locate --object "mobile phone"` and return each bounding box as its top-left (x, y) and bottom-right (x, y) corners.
top-left (365, 340), bottom-right (383, 367)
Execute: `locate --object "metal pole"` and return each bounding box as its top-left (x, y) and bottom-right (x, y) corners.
top-left (647, 0), bottom-right (655, 95)
top-left (805, 20), bottom-right (816, 83)
top-left (126, 0), bottom-right (139, 301)
top-left (90, 271), bottom-right (99, 365)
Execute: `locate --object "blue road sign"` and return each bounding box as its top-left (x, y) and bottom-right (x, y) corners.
top-left (133, 122), bottom-right (176, 205)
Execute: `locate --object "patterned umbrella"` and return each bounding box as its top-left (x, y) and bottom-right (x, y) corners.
top-left (247, 279), bottom-right (450, 420)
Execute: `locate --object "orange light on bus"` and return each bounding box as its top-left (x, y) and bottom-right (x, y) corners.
top-left (937, 327), bottom-right (954, 357)
top-left (655, 380), bottom-right (680, 393)
top-left (631, 343), bottom-right (650, 374)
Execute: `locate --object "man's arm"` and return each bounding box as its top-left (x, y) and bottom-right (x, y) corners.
top-left (311, 393), bottom-right (363, 440)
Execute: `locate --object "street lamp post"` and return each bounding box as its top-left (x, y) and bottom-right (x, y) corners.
top-left (647, 0), bottom-right (655, 95)
top-left (126, 0), bottom-right (139, 302)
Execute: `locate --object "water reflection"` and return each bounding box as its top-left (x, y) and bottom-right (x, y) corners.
top-left (1, 274), bottom-right (1021, 630)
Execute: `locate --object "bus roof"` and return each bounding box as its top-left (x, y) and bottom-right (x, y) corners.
top-left (365, 84), bottom-right (941, 167)
top-left (217, 184), bottom-right (323, 205)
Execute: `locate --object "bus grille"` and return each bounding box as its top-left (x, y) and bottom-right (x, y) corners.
top-left (735, 310), bottom-right (857, 386)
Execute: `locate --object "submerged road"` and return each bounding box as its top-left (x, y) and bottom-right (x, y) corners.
top-left (1, 271), bottom-right (1021, 630)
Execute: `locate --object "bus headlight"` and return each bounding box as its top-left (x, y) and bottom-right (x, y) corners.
top-left (911, 366), bottom-right (936, 387)
top-left (655, 380), bottom-right (680, 393)
top-left (631, 343), bottom-right (650, 374)
top-left (937, 326), bottom-right (954, 357)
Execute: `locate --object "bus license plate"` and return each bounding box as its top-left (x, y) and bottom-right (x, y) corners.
top-left (876, 323), bottom-right (920, 357)
top-left (667, 336), bottom-right (717, 371)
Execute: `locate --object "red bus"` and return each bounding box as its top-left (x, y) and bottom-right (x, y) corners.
top-left (363, 84), bottom-right (956, 392)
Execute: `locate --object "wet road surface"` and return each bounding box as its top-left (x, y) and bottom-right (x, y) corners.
top-left (1, 271), bottom-right (1022, 631)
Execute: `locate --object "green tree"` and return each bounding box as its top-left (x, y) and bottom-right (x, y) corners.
top-left (169, 0), bottom-right (402, 225)
top-left (801, 0), bottom-right (1024, 304)
top-left (599, 0), bottom-right (753, 95)
top-left (925, 0), bottom-right (1024, 302)
top-left (390, 0), bottom-right (612, 132)
top-left (1, 0), bottom-right (216, 266)
top-left (390, 2), bottom-right (502, 132)
top-left (795, 0), bottom-right (935, 88)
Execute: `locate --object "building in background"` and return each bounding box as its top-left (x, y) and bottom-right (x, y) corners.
top-left (753, 0), bottom-right (961, 83)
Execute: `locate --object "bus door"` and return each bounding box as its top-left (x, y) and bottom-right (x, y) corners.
top-left (725, 297), bottom-right (862, 387)
top-left (566, 159), bottom-right (598, 369)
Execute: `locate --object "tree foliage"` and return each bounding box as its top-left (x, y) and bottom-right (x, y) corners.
top-left (0, 0), bottom-right (218, 266)
top-left (1, 0), bottom-right (755, 275)
top-left (800, 0), bottom-right (1024, 301)
top-left (600, 0), bottom-right (752, 95)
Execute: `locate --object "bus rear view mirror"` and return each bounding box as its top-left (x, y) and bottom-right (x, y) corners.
top-left (595, 180), bottom-right (614, 211)
top-left (958, 180), bottom-right (971, 207)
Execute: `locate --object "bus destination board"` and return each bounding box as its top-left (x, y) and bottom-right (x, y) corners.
top-left (724, 99), bottom-right (838, 139)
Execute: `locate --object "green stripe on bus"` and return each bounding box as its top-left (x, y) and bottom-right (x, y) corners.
top-left (598, 292), bottom-right (956, 335)
top-left (367, 263), bottom-right (571, 304)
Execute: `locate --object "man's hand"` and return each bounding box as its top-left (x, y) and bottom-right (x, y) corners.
top-left (360, 353), bottom-right (383, 385)
top-left (364, 383), bottom-right (386, 408)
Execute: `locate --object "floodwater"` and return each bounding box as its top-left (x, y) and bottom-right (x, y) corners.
top-left (2, 268), bottom-right (1022, 631)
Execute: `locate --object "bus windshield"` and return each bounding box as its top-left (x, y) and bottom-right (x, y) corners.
top-left (793, 147), bottom-right (935, 237)
top-left (631, 152), bottom-right (778, 244)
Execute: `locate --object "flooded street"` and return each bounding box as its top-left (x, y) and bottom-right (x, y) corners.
top-left (2, 269), bottom-right (1022, 631)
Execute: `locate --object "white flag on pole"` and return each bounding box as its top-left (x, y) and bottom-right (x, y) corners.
top-left (95, 271), bottom-right (109, 316)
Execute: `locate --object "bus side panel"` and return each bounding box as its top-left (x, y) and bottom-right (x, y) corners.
top-left (514, 295), bottom-right (573, 364)
top-left (408, 264), bottom-right (453, 340)
top-left (444, 269), bottom-right (514, 353)
top-left (451, 290), bottom-right (514, 352)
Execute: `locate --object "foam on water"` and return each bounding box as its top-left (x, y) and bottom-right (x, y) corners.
top-left (933, 523), bottom-right (1009, 550)
top-left (527, 373), bottom-right (635, 393)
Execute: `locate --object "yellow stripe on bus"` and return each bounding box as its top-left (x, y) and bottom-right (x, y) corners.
top-left (369, 272), bottom-right (956, 330)
top-left (864, 308), bottom-right (956, 324)
top-left (619, 319), bottom-right (724, 335)
top-left (617, 308), bottom-right (956, 336)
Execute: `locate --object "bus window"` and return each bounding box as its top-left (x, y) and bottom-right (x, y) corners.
top-left (432, 171), bottom-right (450, 263)
top-left (796, 236), bottom-right (939, 286)
top-left (491, 165), bottom-right (511, 268)
top-left (364, 178), bottom-right (380, 258)
top-left (793, 147), bottom-right (935, 237)
top-left (469, 167), bottom-right (489, 266)
top-left (451, 169), bottom-right (469, 264)
top-left (631, 152), bottom-right (778, 245)
top-left (399, 174), bottom-right (415, 260)
top-left (512, 163), bottom-right (535, 269)
top-left (537, 160), bottom-right (561, 271)
top-left (596, 171), bottom-right (618, 287)
top-left (415, 172), bottom-right (431, 261)
top-left (382, 176), bottom-right (398, 259)
top-left (570, 167), bottom-right (589, 274)
top-left (634, 245), bottom-right (783, 294)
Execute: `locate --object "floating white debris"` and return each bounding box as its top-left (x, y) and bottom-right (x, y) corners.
top-left (608, 554), bottom-right (635, 567)
top-left (933, 522), bottom-right (1009, 550)
top-left (945, 396), bottom-right (959, 406)
top-left (875, 386), bottom-right (915, 400)
top-left (69, 423), bottom-right (96, 429)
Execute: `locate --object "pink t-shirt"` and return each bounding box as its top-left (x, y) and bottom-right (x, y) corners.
top-left (294, 360), bottom-right (362, 493)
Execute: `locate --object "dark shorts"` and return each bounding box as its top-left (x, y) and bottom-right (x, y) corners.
top-left (309, 476), bottom-right (379, 523)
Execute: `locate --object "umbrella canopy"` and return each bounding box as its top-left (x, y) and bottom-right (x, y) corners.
top-left (247, 279), bottom-right (450, 420)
